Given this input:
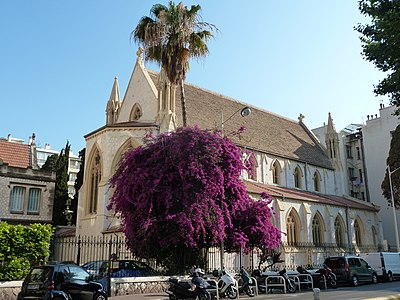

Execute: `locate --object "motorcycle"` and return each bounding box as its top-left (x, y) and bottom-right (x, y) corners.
top-left (317, 264), bottom-right (337, 289)
top-left (211, 269), bottom-right (238, 299)
top-left (166, 273), bottom-right (211, 300)
top-left (237, 267), bottom-right (256, 297)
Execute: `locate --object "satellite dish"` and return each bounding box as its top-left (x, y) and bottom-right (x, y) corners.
top-left (240, 107), bottom-right (252, 117)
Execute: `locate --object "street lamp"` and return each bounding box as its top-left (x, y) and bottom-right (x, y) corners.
top-left (221, 106), bottom-right (252, 136)
top-left (220, 106), bottom-right (252, 268)
top-left (387, 165), bottom-right (400, 252)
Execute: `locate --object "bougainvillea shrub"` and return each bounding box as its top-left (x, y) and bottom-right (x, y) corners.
top-left (108, 126), bottom-right (281, 273)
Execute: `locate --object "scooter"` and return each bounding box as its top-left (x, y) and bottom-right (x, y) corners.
top-left (166, 273), bottom-right (211, 300)
top-left (211, 269), bottom-right (238, 299)
top-left (237, 267), bottom-right (256, 297)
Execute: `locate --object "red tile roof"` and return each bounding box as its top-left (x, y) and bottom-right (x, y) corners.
top-left (0, 139), bottom-right (31, 168)
top-left (244, 181), bottom-right (378, 212)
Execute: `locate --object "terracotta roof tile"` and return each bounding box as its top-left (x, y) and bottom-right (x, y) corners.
top-left (148, 71), bottom-right (332, 169)
top-left (0, 139), bottom-right (31, 168)
top-left (244, 181), bottom-right (378, 212)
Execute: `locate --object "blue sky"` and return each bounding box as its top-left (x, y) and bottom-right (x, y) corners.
top-left (0, 1), bottom-right (385, 154)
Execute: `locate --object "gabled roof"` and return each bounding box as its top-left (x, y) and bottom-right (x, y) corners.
top-left (0, 139), bottom-right (31, 168)
top-left (147, 70), bottom-right (332, 169)
top-left (245, 181), bottom-right (378, 212)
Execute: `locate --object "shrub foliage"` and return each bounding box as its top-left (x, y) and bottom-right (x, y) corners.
top-left (0, 222), bottom-right (54, 280)
top-left (108, 126), bottom-right (281, 273)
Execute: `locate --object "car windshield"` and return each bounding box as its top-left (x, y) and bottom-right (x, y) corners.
top-left (27, 267), bottom-right (53, 283)
top-left (68, 266), bottom-right (90, 281)
top-left (325, 258), bottom-right (345, 269)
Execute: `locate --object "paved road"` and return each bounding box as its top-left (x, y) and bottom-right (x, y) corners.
top-left (110, 281), bottom-right (400, 300)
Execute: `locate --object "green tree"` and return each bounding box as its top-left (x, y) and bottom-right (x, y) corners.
top-left (356, 0), bottom-right (400, 113)
top-left (382, 124), bottom-right (400, 208)
top-left (43, 141), bottom-right (71, 226)
top-left (132, 1), bottom-right (217, 126)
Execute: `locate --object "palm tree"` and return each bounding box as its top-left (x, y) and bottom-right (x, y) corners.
top-left (132, 1), bottom-right (216, 126)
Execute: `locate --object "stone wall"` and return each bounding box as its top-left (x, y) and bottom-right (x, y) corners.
top-left (111, 277), bottom-right (170, 296)
top-left (0, 281), bottom-right (23, 300)
top-left (0, 278), bottom-right (171, 299)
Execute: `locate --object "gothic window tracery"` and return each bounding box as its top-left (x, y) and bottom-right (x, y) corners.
top-left (272, 161), bottom-right (281, 185)
top-left (334, 215), bottom-right (345, 247)
top-left (312, 212), bottom-right (325, 246)
top-left (88, 148), bottom-right (102, 214)
top-left (286, 209), bottom-right (300, 246)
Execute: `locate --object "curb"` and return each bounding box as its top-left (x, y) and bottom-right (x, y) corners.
top-left (366, 295), bottom-right (400, 300)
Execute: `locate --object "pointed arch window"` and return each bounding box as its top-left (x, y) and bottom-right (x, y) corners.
top-left (354, 219), bottom-right (363, 246)
top-left (313, 171), bottom-right (321, 192)
top-left (88, 149), bottom-right (102, 214)
top-left (248, 154), bottom-right (258, 181)
top-left (130, 103), bottom-right (142, 121)
top-left (272, 161), bottom-right (281, 185)
top-left (312, 212), bottom-right (325, 246)
top-left (294, 166), bottom-right (302, 189)
top-left (286, 209), bottom-right (300, 246)
top-left (334, 215), bottom-right (345, 247)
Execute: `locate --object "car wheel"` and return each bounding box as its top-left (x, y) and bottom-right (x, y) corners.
top-left (372, 273), bottom-right (378, 284)
top-left (94, 293), bottom-right (107, 300)
top-left (387, 272), bottom-right (393, 282)
top-left (351, 275), bottom-right (359, 287)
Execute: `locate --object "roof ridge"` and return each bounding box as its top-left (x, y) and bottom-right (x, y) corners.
top-left (145, 68), bottom-right (300, 126)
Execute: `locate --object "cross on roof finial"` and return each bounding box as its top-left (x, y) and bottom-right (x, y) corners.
top-left (298, 113), bottom-right (305, 123)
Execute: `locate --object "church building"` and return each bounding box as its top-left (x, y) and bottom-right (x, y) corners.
top-left (76, 50), bottom-right (382, 267)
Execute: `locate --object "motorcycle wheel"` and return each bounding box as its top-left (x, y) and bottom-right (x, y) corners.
top-left (328, 277), bottom-right (337, 289)
top-left (287, 280), bottom-right (296, 293)
top-left (246, 286), bottom-right (256, 297)
top-left (198, 293), bottom-right (211, 300)
top-left (227, 286), bottom-right (238, 299)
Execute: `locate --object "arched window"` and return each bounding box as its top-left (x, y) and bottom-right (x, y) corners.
top-left (294, 166), bottom-right (302, 189)
top-left (372, 226), bottom-right (377, 246)
top-left (334, 215), bottom-right (345, 247)
top-left (248, 154), bottom-right (258, 181)
top-left (354, 218), bottom-right (363, 246)
top-left (130, 103), bottom-right (142, 121)
top-left (312, 212), bottom-right (325, 246)
top-left (87, 148), bottom-right (102, 214)
top-left (286, 209), bottom-right (300, 246)
top-left (313, 171), bottom-right (321, 192)
top-left (272, 160), bottom-right (281, 185)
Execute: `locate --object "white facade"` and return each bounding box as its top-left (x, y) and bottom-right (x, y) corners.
top-left (363, 105), bottom-right (400, 249)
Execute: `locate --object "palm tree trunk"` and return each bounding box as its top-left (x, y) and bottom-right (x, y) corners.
top-left (180, 79), bottom-right (187, 126)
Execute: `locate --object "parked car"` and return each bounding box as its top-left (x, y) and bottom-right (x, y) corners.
top-left (81, 259), bottom-right (160, 278)
top-left (360, 252), bottom-right (400, 281)
top-left (324, 255), bottom-right (378, 287)
top-left (17, 262), bottom-right (107, 300)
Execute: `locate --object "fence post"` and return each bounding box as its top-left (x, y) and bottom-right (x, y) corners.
top-left (76, 236), bottom-right (81, 265)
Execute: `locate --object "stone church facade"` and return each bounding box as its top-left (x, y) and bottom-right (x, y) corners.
top-left (76, 51), bottom-right (382, 267)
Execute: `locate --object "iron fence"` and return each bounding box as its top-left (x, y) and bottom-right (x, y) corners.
top-left (50, 235), bottom-right (385, 273)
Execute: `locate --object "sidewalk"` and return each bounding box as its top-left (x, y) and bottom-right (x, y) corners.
top-left (110, 293), bottom-right (167, 300)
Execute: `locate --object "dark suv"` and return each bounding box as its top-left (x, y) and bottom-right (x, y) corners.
top-left (324, 255), bottom-right (378, 287)
top-left (17, 262), bottom-right (107, 300)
